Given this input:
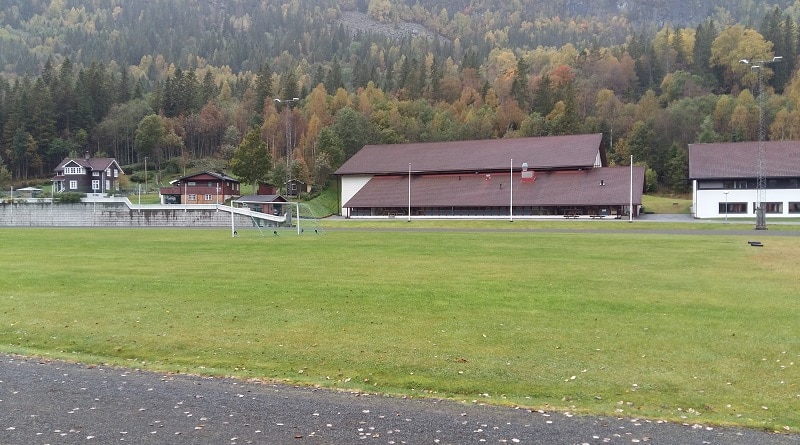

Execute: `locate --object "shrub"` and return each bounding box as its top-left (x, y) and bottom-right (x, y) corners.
top-left (55, 192), bottom-right (85, 203)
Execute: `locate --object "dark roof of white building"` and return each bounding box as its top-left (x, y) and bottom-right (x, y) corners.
top-left (688, 140), bottom-right (800, 179)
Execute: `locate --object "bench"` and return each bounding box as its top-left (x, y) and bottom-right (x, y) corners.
top-left (590, 215), bottom-right (606, 219)
top-left (563, 214), bottom-right (579, 219)
top-left (748, 241), bottom-right (763, 247)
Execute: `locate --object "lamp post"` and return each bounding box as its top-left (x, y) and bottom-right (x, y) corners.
top-left (144, 156), bottom-right (148, 194)
top-left (274, 97), bottom-right (300, 196)
top-left (724, 191), bottom-right (729, 223)
top-left (407, 162), bottom-right (411, 222)
top-left (510, 158), bottom-right (513, 222)
top-left (739, 56), bottom-right (782, 230)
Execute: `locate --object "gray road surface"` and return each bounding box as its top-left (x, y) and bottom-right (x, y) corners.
top-left (2, 354), bottom-right (798, 445)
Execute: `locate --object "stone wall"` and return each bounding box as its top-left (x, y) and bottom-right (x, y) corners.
top-left (0, 202), bottom-right (261, 227)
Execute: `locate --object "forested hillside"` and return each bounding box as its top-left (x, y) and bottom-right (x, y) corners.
top-left (1, 0), bottom-right (799, 193)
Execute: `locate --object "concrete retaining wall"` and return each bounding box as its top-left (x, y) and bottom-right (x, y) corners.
top-left (0, 202), bottom-right (262, 227)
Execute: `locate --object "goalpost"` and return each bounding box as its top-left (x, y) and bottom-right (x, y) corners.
top-left (229, 201), bottom-right (324, 237)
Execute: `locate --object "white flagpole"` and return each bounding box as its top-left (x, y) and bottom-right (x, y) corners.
top-left (230, 199), bottom-right (235, 237)
top-left (407, 162), bottom-right (411, 222)
top-left (629, 155), bottom-right (633, 223)
top-left (510, 158), bottom-right (513, 222)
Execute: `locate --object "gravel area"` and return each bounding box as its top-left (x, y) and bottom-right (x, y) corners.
top-left (2, 354), bottom-right (798, 444)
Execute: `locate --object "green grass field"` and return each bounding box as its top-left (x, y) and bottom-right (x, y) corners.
top-left (1, 226), bottom-right (798, 432)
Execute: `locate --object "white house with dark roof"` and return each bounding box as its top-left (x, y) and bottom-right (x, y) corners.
top-left (689, 141), bottom-right (800, 219)
top-left (52, 153), bottom-right (124, 195)
top-left (335, 134), bottom-right (646, 219)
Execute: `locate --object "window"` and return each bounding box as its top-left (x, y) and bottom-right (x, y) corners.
top-left (105, 180), bottom-right (111, 191)
top-left (765, 202), bottom-right (783, 214)
top-left (188, 181), bottom-right (196, 186)
top-left (113, 169), bottom-right (118, 178)
top-left (204, 194), bottom-right (212, 201)
top-left (789, 203), bottom-right (800, 214)
top-left (91, 180), bottom-right (100, 191)
top-left (65, 166), bottom-right (84, 175)
top-left (719, 202), bottom-right (747, 214)
top-left (188, 194), bottom-right (197, 201)
top-left (69, 180), bottom-right (78, 190)
top-left (93, 171), bottom-right (100, 176)
top-left (753, 202), bottom-right (782, 213)
top-left (734, 180), bottom-right (748, 189)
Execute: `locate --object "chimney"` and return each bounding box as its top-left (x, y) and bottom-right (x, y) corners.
top-left (84, 151), bottom-right (90, 160)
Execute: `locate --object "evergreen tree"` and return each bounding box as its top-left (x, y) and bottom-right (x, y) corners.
top-left (30, 78), bottom-right (56, 173)
top-left (254, 63), bottom-right (273, 115)
top-left (54, 58), bottom-right (78, 136)
top-left (199, 71), bottom-right (218, 105)
top-left (281, 71), bottom-right (300, 100)
top-left (429, 57), bottom-right (443, 101)
top-left (510, 57), bottom-right (531, 111)
top-left (312, 65), bottom-right (326, 89)
top-left (692, 19), bottom-right (717, 81)
top-left (118, 65), bottom-right (131, 104)
top-left (325, 58), bottom-right (343, 95)
top-left (532, 74), bottom-right (554, 116)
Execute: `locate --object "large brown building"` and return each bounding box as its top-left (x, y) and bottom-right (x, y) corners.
top-left (335, 134), bottom-right (645, 219)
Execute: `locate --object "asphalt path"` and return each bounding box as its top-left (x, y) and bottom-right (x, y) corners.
top-left (2, 354), bottom-right (798, 445)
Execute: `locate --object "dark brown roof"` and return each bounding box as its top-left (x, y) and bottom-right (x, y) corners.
top-left (335, 134), bottom-right (604, 175)
top-left (172, 171), bottom-right (239, 183)
top-left (55, 157), bottom-right (123, 173)
top-left (344, 167), bottom-right (644, 208)
top-left (236, 195), bottom-right (287, 203)
top-left (688, 140), bottom-right (800, 179)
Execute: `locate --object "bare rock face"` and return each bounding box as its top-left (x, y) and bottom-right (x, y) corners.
top-left (338, 10), bottom-right (448, 43)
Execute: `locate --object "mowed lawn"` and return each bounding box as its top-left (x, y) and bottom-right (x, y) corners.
top-left (1, 227), bottom-right (799, 432)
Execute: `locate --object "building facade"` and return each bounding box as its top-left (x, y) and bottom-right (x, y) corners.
top-left (159, 171), bottom-right (240, 205)
top-left (689, 141), bottom-right (800, 219)
top-left (53, 154), bottom-right (124, 195)
top-left (335, 134), bottom-right (645, 219)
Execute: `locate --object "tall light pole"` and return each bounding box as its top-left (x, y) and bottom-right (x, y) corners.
top-left (509, 158), bottom-right (513, 222)
top-left (274, 97), bottom-right (300, 196)
top-left (724, 191), bottom-right (729, 223)
top-left (739, 56), bottom-right (782, 230)
top-left (144, 156), bottom-right (148, 193)
top-left (407, 162), bottom-right (411, 222)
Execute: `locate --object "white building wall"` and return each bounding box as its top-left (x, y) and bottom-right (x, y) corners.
top-left (340, 175), bottom-right (373, 217)
top-left (693, 180), bottom-right (800, 218)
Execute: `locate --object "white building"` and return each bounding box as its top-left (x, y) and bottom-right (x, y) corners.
top-left (688, 141), bottom-right (800, 219)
